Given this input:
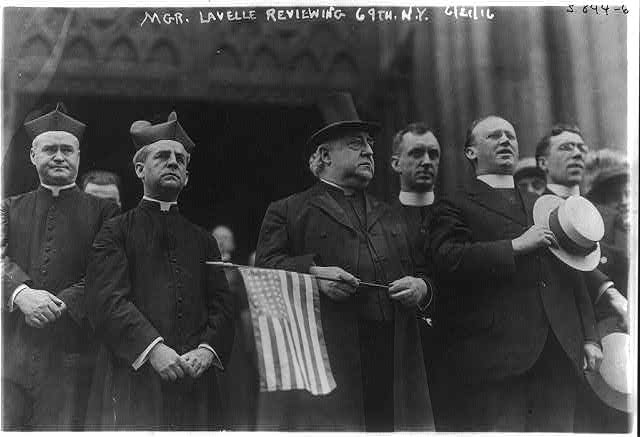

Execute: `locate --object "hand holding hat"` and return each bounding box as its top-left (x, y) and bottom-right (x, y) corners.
top-left (585, 317), bottom-right (632, 412)
top-left (533, 195), bottom-right (605, 271)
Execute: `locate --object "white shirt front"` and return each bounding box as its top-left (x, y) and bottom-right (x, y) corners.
top-left (476, 174), bottom-right (515, 189)
top-left (41, 183), bottom-right (76, 197)
top-left (547, 183), bottom-right (580, 198)
top-left (142, 195), bottom-right (177, 211)
top-left (398, 191), bottom-right (435, 207)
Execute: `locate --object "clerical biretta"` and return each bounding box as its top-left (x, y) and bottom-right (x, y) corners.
top-left (85, 112), bottom-right (235, 430)
top-left (2, 103), bottom-right (119, 430)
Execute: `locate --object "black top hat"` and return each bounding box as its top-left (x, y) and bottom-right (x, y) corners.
top-left (307, 92), bottom-right (380, 150)
top-left (130, 111), bottom-right (195, 153)
top-left (23, 102), bottom-right (86, 142)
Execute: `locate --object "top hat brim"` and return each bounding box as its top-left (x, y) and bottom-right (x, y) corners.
top-left (307, 121), bottom-right (380, 149)
top-left (533, 195), bottom-right (601, 271)
top-left (585, 317), bottom-right (632, 412)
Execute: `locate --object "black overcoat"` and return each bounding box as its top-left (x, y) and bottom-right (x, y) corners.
top-left (428, 180), bottom-right (598, 383)
top-left (255, 182), bottom-right (433, 431)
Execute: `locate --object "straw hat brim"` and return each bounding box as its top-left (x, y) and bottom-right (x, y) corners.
top-left (584, 317), bottom-right (632, 412)
top-left (532, 195), bottom-right (601, 271)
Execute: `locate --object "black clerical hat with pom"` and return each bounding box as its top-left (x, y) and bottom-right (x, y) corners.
top-left (130, 111), bottom-right (195, 153)
top-left (24, 102), bottom-right (86, 142)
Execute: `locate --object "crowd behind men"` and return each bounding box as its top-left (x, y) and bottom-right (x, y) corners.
top-left (1, 94), bottom-right (632, 431)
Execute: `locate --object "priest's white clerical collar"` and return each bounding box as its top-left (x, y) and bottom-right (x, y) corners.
top-left (143, 195), bottom-right (177, 212)
top-left (41, 183), bottom-right (76, 197)
top-left (320, 178), bottom-right (355, 195)
top-left (547, 183), bottom-right (580, 198)
top-left (399, 191), bottom-right (434, 207)
top-left (477, 174), bottom-right (515, 189)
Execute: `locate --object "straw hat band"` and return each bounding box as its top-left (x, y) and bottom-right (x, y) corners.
top-left (549, 207), bottom-right (597, 256)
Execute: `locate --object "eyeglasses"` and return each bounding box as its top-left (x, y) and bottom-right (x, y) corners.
top-left (557, 142), bottom-right (589, 154)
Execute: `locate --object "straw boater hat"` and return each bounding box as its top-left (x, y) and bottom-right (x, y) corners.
top-left (307, 92), bottom-right (380, 150)
top-left (130, 111), bottom-right (195, 152)
top-left (532, 195), bottom-right (604, 271)
top-left (585, 317), bottom-right (632, 412)
top-left (24, 102), bottom-right (86, 144)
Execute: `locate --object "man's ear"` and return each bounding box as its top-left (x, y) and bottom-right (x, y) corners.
top-left (29, 147), bottom-right (37, 166)
top-left (390, 155), bottom-right (401, 174)
top-left (464, 146), bottom-right (477, 161)
top-left (134, 162), bottom-right (145, 179)
top-left (183, 171), bottom-right (189, 188)
top-left (319, 145), bottom-right (332, 166)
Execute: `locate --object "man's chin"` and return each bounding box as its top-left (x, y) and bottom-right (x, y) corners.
top-left (411, 183), bottom-right (433, 193)
top-left (42, 173), bottom-right (76, 186)
top-left (355, 170), bottom-right (374, 184)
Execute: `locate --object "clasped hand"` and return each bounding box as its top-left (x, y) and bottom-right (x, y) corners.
top-left (149, 343), bottom-right (214, 381)
top-left (15, 287), bottom-right (67, 328)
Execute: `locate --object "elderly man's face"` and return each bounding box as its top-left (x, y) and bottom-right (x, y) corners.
top-left (539, 131), bottom-right (587, 187)
top-left (135, 140), bottom-right (189, 200)
top-left (30, 132), bottom-right (80, 185)
top-left (392, 131), bottom-right (440, 193)
top-left (327, 131), bottom-right (375, 189)
top-left (466, 117), bottom-right (519, 175)
top-left (84, 183), bottom-right (121, 206)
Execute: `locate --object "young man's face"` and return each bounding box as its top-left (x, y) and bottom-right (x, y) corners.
top-left (392, 131), bottom-right (440, 193)
top-left (30, 132), bottom-right (80, 186)
top-left (538, 131), bottom-right (587, 187)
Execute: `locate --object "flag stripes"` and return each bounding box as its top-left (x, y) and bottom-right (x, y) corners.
top-left (241, 267), bottom-right (336, 396)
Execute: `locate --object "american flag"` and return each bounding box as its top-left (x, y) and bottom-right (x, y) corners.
top-left (239, 267), bottom-right (336, 396)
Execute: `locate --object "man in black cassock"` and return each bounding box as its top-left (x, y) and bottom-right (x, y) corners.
top-left (389, 122), bottom-right (440, 374)
top-left (2, 104), bottom-right (119, 430)
top-left (85, 112), bottom-right (235, 430)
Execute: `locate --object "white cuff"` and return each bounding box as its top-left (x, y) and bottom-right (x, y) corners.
top-left (10, 284), bottom-right (29, 312)
top-left (198, 343), bottom-right (224, 371)
top-left (132, 337), bottom-right (164, 370)
top-left (595, 281), bottom-right (615, 305)
top-left (417, 279), bottom-right (433, 312)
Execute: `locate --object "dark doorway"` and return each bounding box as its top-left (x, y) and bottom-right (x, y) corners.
top-left (3, 95), bottom-right (322, 262)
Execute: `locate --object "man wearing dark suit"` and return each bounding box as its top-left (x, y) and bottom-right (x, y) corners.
top-left (255, 93), bottom-right (434, 431)
top-left (428, 115), bottom-right (602, 432)
top-left (535, 125), bottom-right (630, 432)
top-left (535, 124), bottom-right (628, 328)
top-left (390, 122), bottom-right (440, 373)
top-left (1, 104), bottom-right (119, 430)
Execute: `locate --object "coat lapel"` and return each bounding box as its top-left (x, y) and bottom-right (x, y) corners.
top-left (366, 194), bottom-right (389, 231)
top-left (308, 185), bottom-right (359, 233)
top-left (466, 179), bottom-right (527, 226)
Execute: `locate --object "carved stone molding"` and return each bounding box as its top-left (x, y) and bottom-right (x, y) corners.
top-left (5, 8), bottom-right (380, 103)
